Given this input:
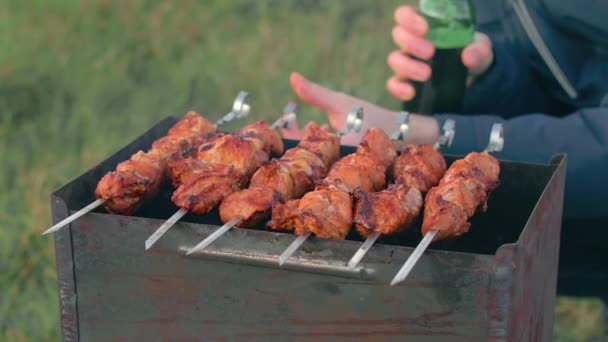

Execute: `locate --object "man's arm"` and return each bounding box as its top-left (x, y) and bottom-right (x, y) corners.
top-left (435, 108), bottom-right (608, 219)
top-left (286, 72), bottom-right (608, 220)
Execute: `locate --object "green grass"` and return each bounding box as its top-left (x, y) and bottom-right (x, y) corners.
top-left (0, 1), bottom-right (604, 341)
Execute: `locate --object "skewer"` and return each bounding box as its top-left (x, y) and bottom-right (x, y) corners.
top-left (389, 123), bottom-right (504, 286)
top-left (279, 108), bottom-right (388, 266)
top-left (346, 119), bottom-right (455, 270)
top-left (42, 91), bottom-right (251, 236)
top-left (144, 103), bottom-right (299, 251)
top-left (185, 105), bottom-right (364, 255)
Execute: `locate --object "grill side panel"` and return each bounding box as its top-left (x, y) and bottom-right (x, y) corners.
top-left (70, 214), bottom-right (495, 341)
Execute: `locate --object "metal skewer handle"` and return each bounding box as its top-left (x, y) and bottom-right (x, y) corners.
top-left (433, 119), bottom-right (456, 150)
top-left (213, 91), bottom-right (251, 127)
top-left (389, 111), bottom-right (410, 141)
top-left (337, 106), bottom-right (364, 137)
top-left (389, 123), bottom-right (504, 286)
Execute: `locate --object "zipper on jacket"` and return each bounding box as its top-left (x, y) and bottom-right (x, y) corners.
top-left (511, 0), bottom-right (578, 99)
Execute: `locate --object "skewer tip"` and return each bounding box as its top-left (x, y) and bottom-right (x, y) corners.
top-left (186, 216), bottom-right (243, 255)
top-left (278, 255), bottom-right (288, 266)
top-left (144, 208), bottom-right (188, 251)
top-left (41, 198), bottom-right (106, 235)
top-left (41, 227), bottom-right (56, 236)
top-left (278, 232), bottom-right (310, 266)
top-left (389, 276), bottom-right (403, 287)
top-left (389, 229), bottom-right (437, 286)
top-left (347, 259), bottom-right (359, 270)
top-left (346, 230), bottom-right (381, 270)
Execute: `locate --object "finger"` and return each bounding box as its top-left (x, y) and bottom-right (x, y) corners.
top-left (289, 71), bottom-right (398, 135)
top-left (280, 125), bottom-right (302, 140)
top-left (289, 72), bottom-right (352, 129)
top-left (386, 76), bottom-right (415, 101)
top-left (461, 32), bottom-right (493, 76)
top-left (392, 26), bottom-right (434, 60)
top-left (387, 50), bottom-right (431, 82)
top-left (278, 116), bottom-right (301, 139)
top-left (394, 5), bottom-right (428, 36)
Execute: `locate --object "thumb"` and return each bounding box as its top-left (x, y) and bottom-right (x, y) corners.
top-left (462, 32), bottom-right (494, 77)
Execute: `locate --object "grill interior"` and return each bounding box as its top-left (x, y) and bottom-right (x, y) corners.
top-left (55, 117), bottom-right (559, 256)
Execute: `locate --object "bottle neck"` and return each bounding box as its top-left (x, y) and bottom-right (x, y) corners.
top-left (419, 0), bottom-right (476, 49)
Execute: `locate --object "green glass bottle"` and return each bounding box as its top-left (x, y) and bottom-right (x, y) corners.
top-left (403, 0), bottom-right (476, 115)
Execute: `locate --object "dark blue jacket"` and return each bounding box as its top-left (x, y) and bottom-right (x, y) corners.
top-left (435, 0), bottom-right (608, 220)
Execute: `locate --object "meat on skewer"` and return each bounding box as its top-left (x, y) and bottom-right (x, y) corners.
top-left (352, 184), bottom-right (423, 238)
top-left (184, 107), bottom-right (364, 256)
top-left (144, 105), bottom-right (297, 250)
top-left (218, 122), bottom-right (338, 228)
top-left (353, 144), bottom-right (448, 238)
top-left (94, 111), bottom-right (215, 215)
top-left (389, 123), bottom-right (503, 286)
top-left (170, 120), bottom-right (286, 215)
top-left (42, 91), bottom-right (252, 236)
top-left (421, 151), bottom-right (500, 241)
top-left (345, 119), bottom-right (455, 270)
top-left (268, 127), bottom-right (396, 240)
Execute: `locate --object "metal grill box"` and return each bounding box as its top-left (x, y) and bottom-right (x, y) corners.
top-left (51, 117), bottom-right (567, 341)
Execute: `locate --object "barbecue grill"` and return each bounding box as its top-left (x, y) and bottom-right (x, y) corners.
top-left (50, 115), bottom-right (566, 341)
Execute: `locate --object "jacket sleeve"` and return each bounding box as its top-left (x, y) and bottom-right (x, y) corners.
top-left (461, 37), bottom-right (556, 116)
top-left (435, 107), bottom-right (608, 220)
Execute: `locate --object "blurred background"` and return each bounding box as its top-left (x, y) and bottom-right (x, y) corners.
top-left (0, 0), bottom-right (605, 341)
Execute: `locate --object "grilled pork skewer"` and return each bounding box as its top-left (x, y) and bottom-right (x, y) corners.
top-left (166, 114), bottom-right (290, 191)
top-left (144, 104), bottom-right (298, 250)
top-left (346, 119), bottom-right (455, 269)
top-left (42, 91), bottom-right (251, 235)
top-left (185, 106), bottom-right (364, 254)
top-left (217, 120), bottom-right (349, 227)
top-left (272, 113), bottom-right (408, 266)
top-left (390, 123), bottom-right (504, 286)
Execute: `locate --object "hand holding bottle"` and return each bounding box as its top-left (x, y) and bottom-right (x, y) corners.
top-left (387, 5), bottom-right (494, 102)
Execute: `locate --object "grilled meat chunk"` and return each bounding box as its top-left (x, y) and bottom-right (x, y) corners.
top-left (356, 127), bottom-right (397, 169)
top-left (316, 153), bottom-right (386, 193)
top-left (167, 155), bottom-right (236, 189)
top-left (219, 188), bottom-right (283, 228)
top-left (268, 189), bottom-right (353, 239)
top-left (237, 120), bottom-right (284, 156)
top-left (350, 141), bottom-right (447, 238)
top-left (95, 150), bottom-right (165, 215)
top-left (95, 111), bottom-right (214, 215)
top-left (196, 134), bottom-right (267, 179)
top-left (217, 123), bottom-right (337, 227)
top-left (353, 184), bottom-right (422, 238)
top-left (393, 144), bottom-right (447, 193)
top-left (268, 128), bottom-right (394, 239)
top-left (280, 148), bottom-right (328, 185)
top-left (167, 111), bottom-right (215, 137)
top-left (297, 122), bottom-right (340, 166)
top-left (171, 166), bottom-right (247, 215)
top-left (422, 151), bottom-right (500, 241)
